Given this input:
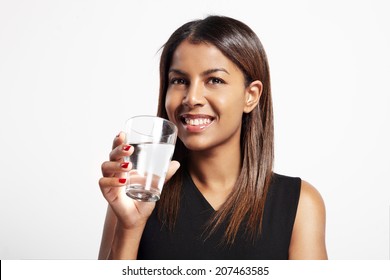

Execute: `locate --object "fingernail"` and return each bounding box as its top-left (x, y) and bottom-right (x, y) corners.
top-left (123, 145), bottom-right (131, 151)
top-left (120, 162), bottom-right (129, 169)
top-left (116, 133), bottom-right (120, 138)
top-left (118, 178), bottom-right (126, 184)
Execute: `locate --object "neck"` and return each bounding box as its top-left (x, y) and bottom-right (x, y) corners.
top-left (188, 143), bottom-right (241, 192)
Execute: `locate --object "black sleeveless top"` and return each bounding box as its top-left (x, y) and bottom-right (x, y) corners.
top-left (137, 171), bottom-right (301, 260)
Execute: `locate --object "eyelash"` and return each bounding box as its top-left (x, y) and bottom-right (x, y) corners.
top-left (169, 77), bottom-right (226, 85)
top-left (170, 78), bottom-right (188, 85)
top-left (208, 77), bottom-right (225, 84)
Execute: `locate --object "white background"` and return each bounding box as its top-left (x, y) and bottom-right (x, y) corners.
top-left (0, 0), bottom-right (389, 260)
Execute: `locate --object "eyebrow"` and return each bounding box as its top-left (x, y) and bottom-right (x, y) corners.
top-left (168, 68), bottom-right (230, 76)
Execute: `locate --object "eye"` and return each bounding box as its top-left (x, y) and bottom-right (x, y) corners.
top-left (208, 77), bottom-right (225, 85)
top-left (170, 78), bottom-right (188, 85)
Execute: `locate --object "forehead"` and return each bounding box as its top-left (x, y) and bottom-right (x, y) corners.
top-left (170, 40), bottom-right (241, 74)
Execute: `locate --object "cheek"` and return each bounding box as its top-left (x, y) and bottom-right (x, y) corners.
top-left (215, 93), bottom-right (246, 117)
top-left (165, 92), bottom-right (180, 119)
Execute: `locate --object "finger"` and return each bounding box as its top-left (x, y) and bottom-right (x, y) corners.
top-left (101, 161), bottom-right (133, 177)
top-left (165, 160), bottom-right (181, 183)
top-left (112, 132), bottom-right (125, 150)
top-left (109, 143), bottom-right (134, 161)
top-left (98, 177), bottom-right (128, 204)
top-left (99, 176), bottom-right (128, 189)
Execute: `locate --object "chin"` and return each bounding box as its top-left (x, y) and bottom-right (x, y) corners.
top-left (180, 138), bottom-right (210, 152)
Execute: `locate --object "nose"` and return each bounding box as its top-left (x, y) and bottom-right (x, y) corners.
top-left (182, 82), bottom-right (205, 108)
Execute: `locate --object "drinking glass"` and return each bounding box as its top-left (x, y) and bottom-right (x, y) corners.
top-left (124, 116), bottom-right (177, 202)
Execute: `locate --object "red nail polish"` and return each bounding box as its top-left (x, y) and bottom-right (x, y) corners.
top-left (123, 145), bottom-right (131, 151)
top-left (120, 162), bottom-right (129, 168)
top-left (118, 178), bottom-right (126, 184)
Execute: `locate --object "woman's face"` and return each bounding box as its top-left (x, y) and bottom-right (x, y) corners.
top-left (165, 40), bottom-right (250, 152)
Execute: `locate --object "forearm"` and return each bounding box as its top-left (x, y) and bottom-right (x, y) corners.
top-left (108, 222), bottom-right (146, 260)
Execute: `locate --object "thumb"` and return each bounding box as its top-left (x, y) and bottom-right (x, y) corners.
top-left (165, 160), bottom-right (180, 182)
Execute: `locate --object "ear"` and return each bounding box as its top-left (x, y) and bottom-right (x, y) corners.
top-left (243, 80), bottom-right (262, 113)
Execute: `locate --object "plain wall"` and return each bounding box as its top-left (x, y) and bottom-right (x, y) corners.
top-left (0, 0), bottom-right (389, 259)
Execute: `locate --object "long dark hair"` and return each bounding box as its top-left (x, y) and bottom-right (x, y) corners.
top-left (157, 15), bottom-right (274, 244)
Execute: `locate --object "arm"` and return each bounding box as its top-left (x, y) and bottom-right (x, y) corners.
top-left (98, 203), bottom-right (152, 260)
top-left (108, 219), bottom-right (147, 259)
top-left (98, 205), bottom-right (117, 259)
top-left (98, 132), bottom-right (180, 259)
top-left (97, 133), bottom-right (154, 259)
top-left (288, 180), bottom-right (328, 259)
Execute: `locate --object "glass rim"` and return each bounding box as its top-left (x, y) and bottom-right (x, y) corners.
top-left (125, 115), bottom-right (178, 136)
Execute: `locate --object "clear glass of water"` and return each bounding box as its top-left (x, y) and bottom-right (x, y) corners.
top-left (124, 115), bottom-right (177, 202)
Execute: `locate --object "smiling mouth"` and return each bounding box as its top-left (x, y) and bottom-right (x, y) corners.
top-left (179, 114), bottom-right (215, 127)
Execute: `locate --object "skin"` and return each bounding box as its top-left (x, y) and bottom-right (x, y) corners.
top-left (98, 135), bottom-right (180, 259)
top-left (289, 180), bottom-right (328, 259)
top-left (165, 40), bottom-right (262, 209)
top-left (98, 40), bottom-right (327, 259)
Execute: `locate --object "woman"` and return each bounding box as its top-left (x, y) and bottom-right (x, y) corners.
top-left (98, 15), bottom-right (327, 260)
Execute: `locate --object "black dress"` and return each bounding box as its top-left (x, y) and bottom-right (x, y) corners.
top-left (137, 171), bottom-right (301, 260)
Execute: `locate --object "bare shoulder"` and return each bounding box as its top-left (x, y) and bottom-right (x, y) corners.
top-left (289, 179), bottom-right (328, 259)
top-left (299, 180), bottom-right (326, 212)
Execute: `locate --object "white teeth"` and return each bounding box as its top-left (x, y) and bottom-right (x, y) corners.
top-left (184, 118), bottom-right (212, 126)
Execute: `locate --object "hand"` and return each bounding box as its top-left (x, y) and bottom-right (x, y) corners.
top-left (99, 132), bottom-right (180, 230)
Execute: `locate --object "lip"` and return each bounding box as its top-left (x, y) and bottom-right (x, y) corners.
top-left (179, 113), bottom-right (215, 132)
